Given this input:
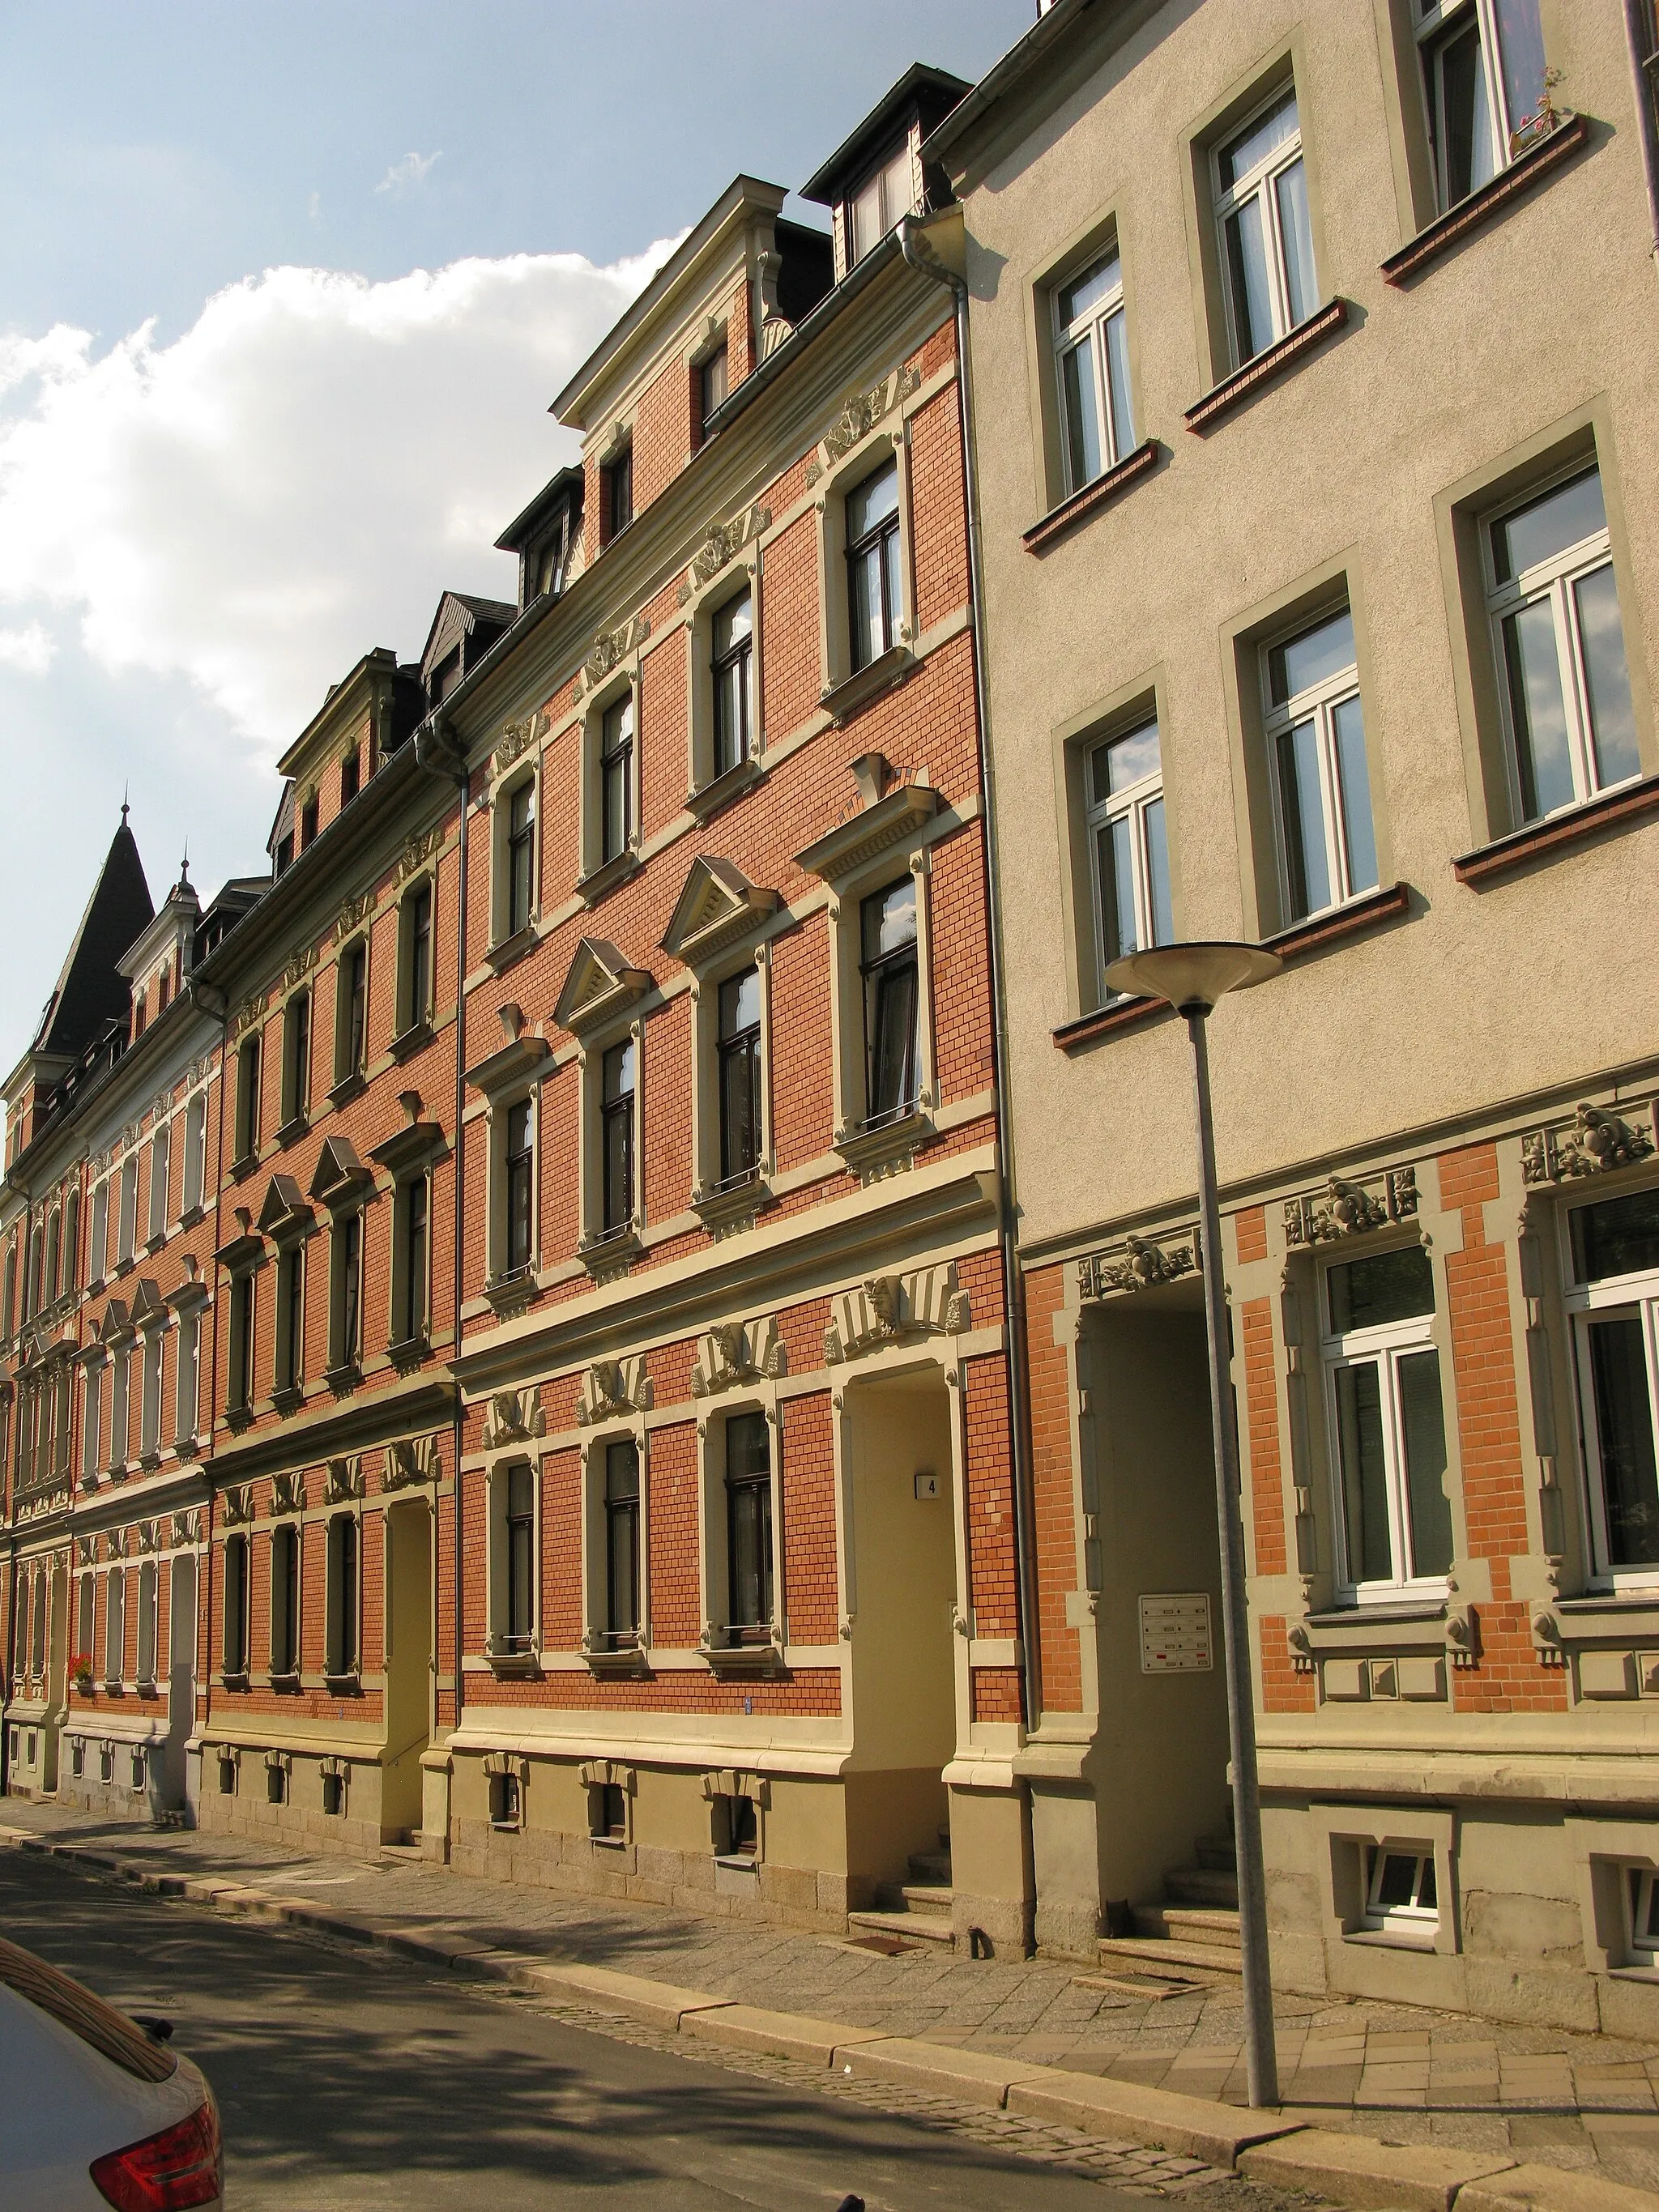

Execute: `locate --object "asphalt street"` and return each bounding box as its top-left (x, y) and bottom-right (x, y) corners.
top-left (0, 1852), bottom-right (1179, 2211)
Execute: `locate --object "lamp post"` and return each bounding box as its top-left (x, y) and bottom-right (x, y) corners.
top-left (1103, 940), bottom-right (1283, 2109)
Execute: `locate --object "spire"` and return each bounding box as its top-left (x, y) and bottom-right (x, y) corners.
top-left (30, 813), bottom-right (155, 1059)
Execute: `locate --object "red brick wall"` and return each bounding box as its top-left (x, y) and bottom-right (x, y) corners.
top-left (1024, 1260), bottom-right (1082, 1715)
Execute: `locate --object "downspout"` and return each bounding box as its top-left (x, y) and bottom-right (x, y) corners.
top-left (416, 709), bottom-right (470, 1769)
top-left (1623, 0), bottom-right (1659, 273)
top-left (187, 974), bottom-right (228, 1804)
top-left (900, 211), bottom-right (1045, 1746)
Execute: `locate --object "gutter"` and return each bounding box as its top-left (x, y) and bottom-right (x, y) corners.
top-left (1624, 0), bottom-right (1659, 271)
top-left (898, 209), bottom-right (1046, 1751)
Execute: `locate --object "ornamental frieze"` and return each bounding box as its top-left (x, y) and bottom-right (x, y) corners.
top-left (1522, 1100), bottom-right (1655, 1186)
top-left (482, 1387), bottom-right (545, 1449)
top-left (493, 713), bottom-right (543, 775)
top-left (333, 890), bottom-right (375, 944)
top-left (676, 504), bottom-right (771, 606)
top-left (398, 826), bottom-right (443, 882)
top-left (1078, 1229), bottom-right (1200, 1302)
top-left (690, 1314), bottom-right (785, 1397)
top-left (229, 991), bottom-right (266, 1039)
top-left (277, 944), bottom-right (317, 994)
top-left (577, 1356), bottom-right (653, 1425)
top-left (572, 614), bottom-right (650, 701)
top-left (324, 1455), bottom-right (364, 1503)
top-left (383, 1433), bottom-right (441, 1490)
top-left (823, 1263), bottom-right (969, 1365)
top-left (804, 363), bottom-right (920, 487)
top-left (1284, 1167), bottom-right (1418, 1247)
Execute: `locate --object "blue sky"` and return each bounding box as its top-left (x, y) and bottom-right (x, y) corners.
top-left (0, 0), bottom-right (1032, 1064)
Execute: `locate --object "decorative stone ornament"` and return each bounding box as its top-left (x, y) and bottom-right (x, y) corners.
top-left (577, 1357), bottom-right (653, 1426)
top-left (398, 826), bottom-right (442, 881)
top-left (804, 364), bottom-right (921, 486)
top-left (1078, 1230), bottom-right (1199, 1302)
top-left (572, 613), bottom-right (650, 701)
top-left (170, 1511), bottom-right (201, 1548)
top-left (75, 1536), bottom-right (96, 1567)
top-left (689, 1315), bottom-right (785, 1397)
top-left (332, 889), bottom-right (374, 944)
top-left (323, 1455), bottom-right (364, 1504)
top-left (384, 1434), bottom-right (441, 1490)
top-left (272, 1470), bottom-right (306, 1516)
top-left (579, 1758), bottom-right (634, 1792)
top-left (482, 1388), bottom-right (546, 1448)
top-left (222, 1485), bottom-right (254, 1525)
top-left (1522, 1100), bottom-right (1655, 1184)
top-left (700, 1769), bottom-right (769, 1807)
top-left (278, 944), bottom-right (317, 993)
top-left (493, 713), bottom-right (542, 774)
top-left (1284, 1166), bottom-right (1418, 1247)
top-left (676, 503), bottom-right (770, 606)
top-left (822, 1263), bottom-right (970, 1365)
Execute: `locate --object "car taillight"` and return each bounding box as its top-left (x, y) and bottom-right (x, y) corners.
top-left (89, 2099), bottom-right (221, 2210)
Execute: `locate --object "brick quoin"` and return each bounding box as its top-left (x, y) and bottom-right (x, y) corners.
top-left (1259, 1614), bottom-right (1316, 1715)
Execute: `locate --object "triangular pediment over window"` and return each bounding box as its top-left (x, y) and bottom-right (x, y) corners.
top-left (128, 1278), bottom-right (166, 1328)
top-left (257, 1173), bottom-right (309, 1238)
top-left (552, 937), bottom-right (653, 1038)
top-left (97, 1299), bottom-right (131, 1346)
top-left (309, 1135), bottom-right (369, 1208)
top-left (660, 855), bottom-right (778, 970)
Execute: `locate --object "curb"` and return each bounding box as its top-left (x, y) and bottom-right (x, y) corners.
top-left (3, 1830), bottom-right (1651, 2212)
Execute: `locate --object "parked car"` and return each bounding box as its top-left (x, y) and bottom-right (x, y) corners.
top-left (0, 1932), bottom-right (222, 2209)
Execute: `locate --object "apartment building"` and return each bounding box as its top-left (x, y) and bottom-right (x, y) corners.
top-left (928, 0), bottom-right (1659, 2026)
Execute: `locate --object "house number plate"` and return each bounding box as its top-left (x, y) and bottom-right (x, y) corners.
top-left (1138, 1592), bottom-right (1213, 1674)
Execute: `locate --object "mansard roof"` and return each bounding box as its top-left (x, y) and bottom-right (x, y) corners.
top-left (32, 816), bottom-right (154, 1061)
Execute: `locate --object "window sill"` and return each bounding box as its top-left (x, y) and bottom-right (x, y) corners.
top-left (485, 922), bottom-right (539, 977)
top-left (143, 1232), bottom-right (165, 1257)
top-left (327, 1072), bottom-right (366, 1111)
top-left (228, 1153), bottom-right (258, 1184)
top-left (179, 1204), bottom-right (207, 1233)
top-left (268, 1671), bottom-right (302, 1694)
top-left (691, 1172), bottom-right (772, 1236)
top-left (576, 848), bottom-right (641, 909)
top-left (687, 754), bottom-right (764, 824)
top-left (834, 1108), bottom-right (932, 1179)
top-left (821, 643), bottom-right (916, 728)
top-left (322, 1671), bottom-right (361, 1695)
top-left (1022, 441), bottom-right (1162, 556)
top-left (590, 1833), bottom-right (629, 1852)
top-left (580, 1634), bottom-right (650, 1679)
top-left (218, 1671), bottom-right (249, 1692)
top-left (1452, 776), bottom-right (1659, 885)
top-left (1262, 880), bottom-right (1414, 961)
top-left (577, 1225), bottom-right (642, 1281)
top-left (1183, 298), bottom-right (1350, 435)
top-left (389, 1019), bottom-right (434, 1063)
top-left (386, 1332), bottom-right (431, 1373)
top-left (699, 1630), bottom-right (786, 1678)
top-left (484, 1643), bottom-right (542, 1679)
top-left (1345, 1924), bottom-right (1439, 1954)
top-left (1381, 113), bottom-right (1590, 286)
top-left (484, 1265), bottom-right (539, 1315)
top-left (224, 1404), bottom-right (254, 1434)
top-left (271, 1385), bottom-right (305, 1417)
top-left (1053, 993), bottom-right (1170, 1055)
top-left (274, 1114), bottom-right (310, 1150)
top-left (322, 1362), bottom-right (361, 1396)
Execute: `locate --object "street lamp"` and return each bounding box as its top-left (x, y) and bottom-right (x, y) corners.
top-left (1103, 940), bottom-right (1283, 2110)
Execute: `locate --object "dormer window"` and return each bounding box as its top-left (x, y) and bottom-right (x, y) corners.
top-left (157, 963), bottom-right (170, 1013)
top-left (275, 831), bottom-right (295, 878)
top-left (849, 139), bottom-right (915, 263)
top-left (604, 441), bottom-right (633, 543)
top-left (699, 343), bottom-right (729, 440)
top-left (301, 793), bottom-right (320, 850)
top-left (340, 745), bottom-right (360, 807)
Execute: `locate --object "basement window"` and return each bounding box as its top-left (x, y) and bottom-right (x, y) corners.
top-left (1628, 1868), bottom-right (1659, 1962)
top-left (1363, 1843), bottom-right (1439, 1941)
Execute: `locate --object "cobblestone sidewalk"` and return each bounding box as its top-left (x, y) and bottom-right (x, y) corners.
top-left (6, 1797), bottom-right (1658, 2197)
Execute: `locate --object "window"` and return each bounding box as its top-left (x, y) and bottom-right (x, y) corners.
top-left (333, 1212), bottom-right (363, 1372)
top-left (336, 941), bottom-right (368, 1084)
top-left (1087, 717), bottom-right (1173, 982)
top-left (281, 991), bottom-right (311, 1126)
top-left (182, 1095), bottom-right (207, 1215)
top-left (157, 964), bottom-right (170, 1013)
top-left (600, 1040), bottom-right (636, 1234)
top-left (849, 139), bottom-right (915, 263)
top-left (322, 1770), bottom-right (343, 1816)
top-left (81, 1366), bottom-right (101, 1481)
top-left (711, 591), bottom-right (753, 778)
top-left (725, 1412), bottom-right (773, 1642)
top-left (104, 1571), bottom-right (126, 1686)
top-left (139, 1330), bottom-right (162, 1457)
top-left (1323, 1244), bottom-right (1452, 1600)
top-left (503, 1099), bottom-right (535, 1276)
top-left (2, 1245), bottom-right (14, 1336)
top-left (1414, 0), bottom-right (1549, 212)
top-left (1213, 87), bottom-right (1318, 368)
top-left (1565, 1185), bottom-right (1659, 1584)
top-left (505, 780), bottom-right (535, 939)
top-left (847, 459), bottom-right (902, 674)
top-left (64, 1190), bottom-right (79, 1293)
top-left (271, 1523), bottom-right (300, 1676)
top-left (860, 880), bottom-right (919, 1127)
top-left (76, 1573), bottom-right (94, 1666)
top-left (117, 1156), bottom-right (139, 1265)
top-left (135, 1562), bottom-right (157, 1689)
top-left (175, 1309), bottom-right (199, 1443)
top-left (699, 343), bottom-right (729, 437)
top-left (109, 1349), bottom-right (130, 1470)
top-left (397, 1174), bottom-right (429, 1345)
top-left (489, 1771), bottom-right (521, 1828)
top-left (325, 1515), bottom-right (358, 1677)
top-left (234, 1034), bottom-right (261, 1163)
top-left (1363, 1844), bottom-right (1439, 1940)
top-left (717, 971), bottom-right (762, 1186)
top-left (1055, 248), bottom-right (1135, 494)
top-left (275, 831), bottom-right (294, 878)
top-left (229, 1272), bottom-right (255, 1413)
top-left (592, 1781), bottom-right (628, 1840)
top-left (1486, 466), bottom-right (1638, 826)
top-left (1628, 1868), bottom-right (1659, 1962)
top-left (599, 694), bottom-right (634, 865)
top-left (90, 1182), bottom-right (110, 1282)
top-left (147, 1124), bottom-right (170, 1242)
top-left (1262, 607), bottom-right (1379, 925)
top-left (503, 1461), bottom-right (535, 1652)
top-left (29, 1571), bottom-right (47, 1680)
top-left (300, 793), bottom-right (319, 849)
top-left (276, 1246), bottom-right (305, 1394)
top-left (224, 1534), bottom-right (249, 1676)
top-left (400, 882), bottom-right (433, 1034)
top-left (605, 442), bottom-right (633, 540)
top-left (603, 1438), bottom-right (642, 1649)
top-left (339, 744), bottom-right (360, 808)
top-left (45, 1209), bottom-right (61, 1302)
top-left (715, 1793), bottom-right (758, 1859)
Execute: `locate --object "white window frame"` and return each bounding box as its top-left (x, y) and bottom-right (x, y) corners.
top-left (1362, 1840), bottom-right (1441, 1946)
top-left (104, 1568), bottom-right (126, 1690)
top-left (1321, 1251), bottom-right (1453, 1605)
top-left (147, 1123), bottom-right (170, 1244)
top-left (1260, 611), bottom-right (1377, 927)
top-left (1414, 0), bottom-right (1549, 215)
top-left (80, 1360), bottom-right (102, 1483)
top-left (134, 1559), bottom-right (158, 1691)
top-left (182, 1093), bottom-right (207, 1216)
top-left (487, 1454), bottom-right (540, 1660)
top-left (1053, 245), bottom-right (1135, 496)
top-left (1212, 83), bottom-right (1317, 369)
top-left (1484, 466), bottom-right (1638, 828)
top-left (117, 1156), bottom-right (139, 1267)
top-left (323, 1510), bottom-right (360, 1681)
top-left (88, 1180), bottom-right (109, 1285)
top-left (139, 1325), bottom-right (164, 1459)
top-left (495, 765), bottom-right (539, 947)
top-left (1563, 1194), bottom-right (1659, 1592)
top-left (174, 1307), bottom-right (200, 1444)
top-left (847, 135), bottom-right (915, 266)
top-left (1085, 718), bottom-right (1172, 987)
top-left (109, 1347), bottom-right (130, 1473)
top-left (580, 1421), bottom-right (650, 1657)
top-left (1628, 1866), bottom-right (1659, 1962)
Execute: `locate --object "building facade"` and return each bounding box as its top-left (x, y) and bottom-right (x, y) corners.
top-left (931, 0), bottom-right (1659, 2028)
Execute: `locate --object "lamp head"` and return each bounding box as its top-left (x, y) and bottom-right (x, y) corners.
top-left (1102, 940), bottom-right (1282, 1015)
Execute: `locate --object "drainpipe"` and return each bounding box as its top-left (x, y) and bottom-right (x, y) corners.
top-left (416, 709), bottom-right (470, 1764)
top-left (1624, 0), bottom-right (1659, 272)
top-left (899, 211), bottom-right (1045, 1748)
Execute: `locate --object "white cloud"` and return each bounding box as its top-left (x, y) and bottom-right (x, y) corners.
top-left (376, 150), bottom-right (441, 196)
top-left (0, 239), bottom-right (676, 754)
top-left (0, 622), bottom-right (53, 674)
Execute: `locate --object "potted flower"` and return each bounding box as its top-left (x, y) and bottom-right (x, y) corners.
top-left (70, 1651), bottom-right (93, 1694)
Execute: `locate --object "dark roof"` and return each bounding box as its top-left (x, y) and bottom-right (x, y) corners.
top-left (495, 466), bottom-right (584, 555)
top-left (800, 63), bottom-right (972, 205)
top-left (450, 593), bottom-right (517, 626)
top-left (31, 818), bottom-right (153, 1061)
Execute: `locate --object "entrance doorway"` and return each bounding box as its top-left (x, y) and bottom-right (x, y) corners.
top-left (382, 1501), bottom-right (433, 1840)
top-left (166, 1554), bottom-right (197, 1818)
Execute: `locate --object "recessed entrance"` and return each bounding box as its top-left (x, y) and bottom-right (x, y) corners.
top-left (382, 1501), bottom-right (433, 1840)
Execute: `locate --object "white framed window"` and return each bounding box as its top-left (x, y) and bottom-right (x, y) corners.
top-left (117, 1156), bottom-right (139, 1267)
top-left (104, 1569), bottom-right (126, 1688)
top-left (599, 693), bottom-right (635, 867)
top-left (139, 1328), bottom-right (163, 1458)
top-left (280, 991), bottom-right (312, 1127)
top-left (233, 1032), bottom-right (262, 1161)
top-left (848, 138), bottom-right (915, 264)
top-left (1564, 1184), bottom-right (1659, 1588)
top-left (1322, 1243), bottom-right (1454, 1601)
top-left (1261, 607), bottom-right (1379, 927)
top-left (1363, 1842), bottom-right (1439, 1942)
top-left (147, 1123), bottom-right (170, 1243)
top-left (75, 1572), bottom-right (94, 1665)
top-left (847, 458), bottom-right (902, 674)
top-left (1414, 0), bottom-right (1548, 213)
top-left (711, 590), bottom-right (753, 779)
top-left (488, 1458), bottom-right (539, 1657)
top-left (324, 1514), bottom-right (360, 1679)
top-left (1055, 247), bottom-right (1135, 495)
top-left (1486, 465), bottom-right (1639, 828)
top-left (397, 878), bottom-right (434, 1036)
top-left (109, 1348), bottom-right (130, 1471)
top-left (135, 1560), bottom-right (158, 1690)
top-left (81, 1364), bottom-right (101, 1482)
top-left (500, 1095), bottom-right (536, 1278)
top-left (600, 1436), bottom-right (642, 1652)
top-left (270, 1521), bottom-right (301, 1677)
top-left (1628, 1867), bottom-right (1659, 1962)
top-left (1086, 716), bottom-right (1172, 983)
top-left (1213, 84), bottom-right (1318, 368)
top-left (222, 1533), bottom-right (250, 1677)
top-left (182, 1093), bottom-right (207, 1215)
top-left (334, 940), bottom-right (369, 1086)
top-left (860, 879), bottom-right (919, 1130)
top-left (500, 774), bottom-right (537, 942)
top-left (175, 1309), bottom-right (200, 1443)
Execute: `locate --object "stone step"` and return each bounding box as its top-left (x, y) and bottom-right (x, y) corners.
top-left (1133, 1904), bottom-right (1242, 1949)
top-left (1194, 1833), bottom-right (1236, 1872)
top-left (1095, 1933), bottom-right (1243, 1980)
top-left (848, 1908), bottom-right (956, 1949)
top-left (1164, 1865), bottom-right (1239, 1909)
top-left (897, 1883), bottom-right (954, 1917)
top-left (909, 1850), bottom-right (952, 1885)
